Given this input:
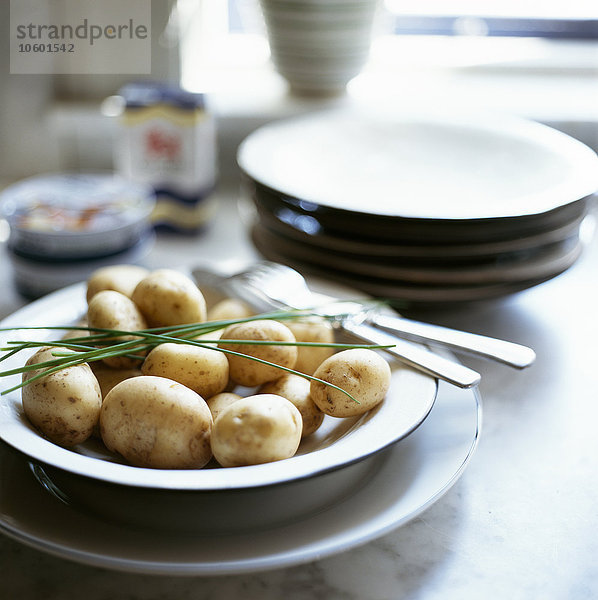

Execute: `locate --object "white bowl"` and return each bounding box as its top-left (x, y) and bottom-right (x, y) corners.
top-left (261, 8), bottom-right (377, 27)
top-left (0, 281), bottom-right (437, 532)
top-left (259, 0), bottom-right (377, 94)
top-left (273, 56), bottom-right (371, 77)
top-left (265, 26), bottom-right (375, 46)
top-left (268, 38), bottom-right (373, 57)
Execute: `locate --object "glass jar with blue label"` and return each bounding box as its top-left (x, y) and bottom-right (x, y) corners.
top-left (116, 82), bottom-right (218, 232)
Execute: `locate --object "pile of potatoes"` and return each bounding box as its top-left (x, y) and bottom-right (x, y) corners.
top-left (21, 264), bottom-right (391, 470)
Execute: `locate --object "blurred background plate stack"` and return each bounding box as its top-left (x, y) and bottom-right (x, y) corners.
top-left (238, 109), bottom-right (598, 306)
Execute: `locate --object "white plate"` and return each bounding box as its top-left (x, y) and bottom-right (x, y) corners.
top-left (0, 378), bottom-right (480, 575)
top-left (237, 109), bottom-right (598, 220)
top-left (0, 283), bottom-right (436, 496)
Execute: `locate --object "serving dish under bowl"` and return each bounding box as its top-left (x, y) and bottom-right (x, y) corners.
top-left (0, 378), bottom-right (480, 574)
top-left (0, 280), bottom-right (437, 532)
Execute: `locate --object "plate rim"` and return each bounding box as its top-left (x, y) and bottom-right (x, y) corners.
top-left (251, 222), bottom-right (582, 284)
top-left (237, 110), bottom-right (598, 221)
top-left (254, 202), bottom-right (587, 259)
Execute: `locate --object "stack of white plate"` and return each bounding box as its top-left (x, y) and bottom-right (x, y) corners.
top-left (237, 109), bottom-right (598, 306)
top-left (259, 0), bottom-right (378, 95)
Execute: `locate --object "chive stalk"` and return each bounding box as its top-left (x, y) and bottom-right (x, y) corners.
top-left (0, 310), bottom-right (394, 403)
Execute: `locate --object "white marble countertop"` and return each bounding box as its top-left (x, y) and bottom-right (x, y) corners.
top-left (1, 186), bottom-right (597, 600)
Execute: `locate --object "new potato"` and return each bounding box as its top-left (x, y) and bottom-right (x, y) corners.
top-left (90, 364), bottom-right (142, 437)
top-left (310, 348), bottom-right (391, 417)
top-left (207, 298), bottom-right (253, 322)
top-left (206, 392), bottom-right (243, 421)
top-left (61, 318), bottom-right (89, 341)
top-left (100, 376), bottom-right (213, 469)
top-left (218, 320), bottom-right (298, 386)
top-left (21, 347), bottom-right (102, 447)
top-left (286, 317), bottom-right (336, 375)
top-left (86, 264), bottom-right (150, 303)
top-left (91, 365), bottom-right (143, 399)
top-left (132, 269), bottom-right (207, 327)
top-left (87, 290), bottom-right (148, 369)
top-left (259, 373), bottom-right (324, 437)
top-left (211, 394), bottom-right (302, 467)
top-left (141, 343), bottom-right (229, 399)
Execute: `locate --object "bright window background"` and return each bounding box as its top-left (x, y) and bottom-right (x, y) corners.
top-left (180, 0), bottom-right (598, 93)
top-left (387, 1), bottom-right (598, 38)
top-left (180, 0), bottom-right (269, 93)
top-left (386, 0), bottom-right (598, 20)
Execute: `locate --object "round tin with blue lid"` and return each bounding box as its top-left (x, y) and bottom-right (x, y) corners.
top-left (0, 173), bottom-right (155, 260)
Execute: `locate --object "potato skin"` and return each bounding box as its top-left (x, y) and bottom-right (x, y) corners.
top-left (132, 269), bottom-right (207, 327)
top-left (211, 394), bottom-right (302, 467)
top-left (259, 373), bottom-right (324, 437)
top-left (286, 317), bottom-right (336, 375)
top-left (310, 349), bottom-right (391, 417)
top-left (100, 376), bottom-right (213, 469)
top-left (141, 343), bottom-right (229, 399)
top-left (89, 364), bottom-right (142, 437)
top-left (207, 298), bottom-right (253, 322)
top-left (218, 320), bottom-right (298, 387)
top-left (87, 290), bottom-right (148, 369)
top-left (86, 265), bottom-right (150, 303)
top-left (21, 347), bottom-right (102, 447)
top-left (91, 365), bottom-right (143, 399)
top-left (206, 392), bottom-right (243, 422)
top-left (61, 318), bottom-right (89, 341)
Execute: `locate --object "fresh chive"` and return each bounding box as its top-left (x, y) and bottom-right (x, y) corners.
top-left (0, 309), bottom-right (394, 403)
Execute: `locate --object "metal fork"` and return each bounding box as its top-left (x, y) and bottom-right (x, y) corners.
top-left (223, 262), bottom-right (535, 366)
top-left (193, 262), bottom-right (487, 388)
